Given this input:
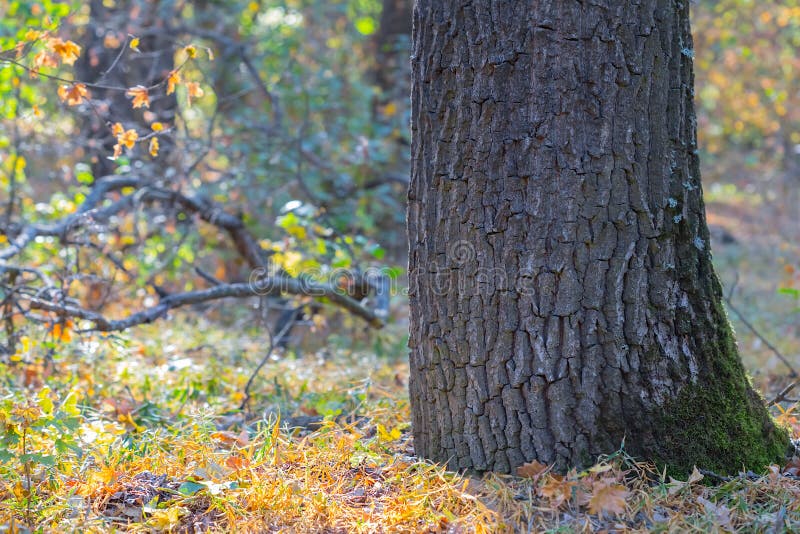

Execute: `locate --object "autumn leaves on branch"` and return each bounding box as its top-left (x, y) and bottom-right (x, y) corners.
top-left (0, 26), bottom-right (386, 336)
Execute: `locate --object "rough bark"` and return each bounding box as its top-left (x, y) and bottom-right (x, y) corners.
top-left (407, 1), bottom-right (789, 475)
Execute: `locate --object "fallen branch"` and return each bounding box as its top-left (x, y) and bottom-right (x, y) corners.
top-left (26, 277), bottom-right (384, 332)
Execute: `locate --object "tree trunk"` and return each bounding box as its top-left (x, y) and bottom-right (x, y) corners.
top-left (407, 1), bottom-right (789, 475)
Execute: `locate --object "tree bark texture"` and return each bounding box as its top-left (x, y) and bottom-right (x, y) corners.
top-left (407, 1), bottom-right (789, 475)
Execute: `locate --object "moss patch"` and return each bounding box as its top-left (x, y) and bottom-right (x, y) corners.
top-left (654, 377), bottom-right (789, 478)
top-left (650, 304), bottom-right (790, 478)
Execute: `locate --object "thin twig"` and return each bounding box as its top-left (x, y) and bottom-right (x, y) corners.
top-left (724, 296), bottom-right (798, 377)
top-left (239, 315), bottom-right (295, 412)
top-left (768, 380), bottom-right (799, 407)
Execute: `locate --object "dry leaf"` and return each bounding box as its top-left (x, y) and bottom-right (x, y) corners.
top-left (166, 70), bottom-right (181, 95)
top-left (517, 460), bottom-right (549, 480)
top-left (186, 82), bottom-right (204, 107)
top-left (57, 83), bottom-right (89, 106)
top-left (126, 86), bottom-right (150, 109)
top-left (539, 474), bottom-right (575, 508)
top-left (149, 137), bottom-right (159, 157)
top-left (117, 129), bottom-right (138, 149)
top-left (47, 38), bottom-right (81, 64)
top-left (587, 479), bottom-right (629, 516)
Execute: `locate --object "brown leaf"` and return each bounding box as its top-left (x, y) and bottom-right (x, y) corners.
top-left (539, 474), bottom-right (575, 508)
top-left (587, 479), bottom-right (629, 516)
top-left (517, 460), bottom-right (549, 480)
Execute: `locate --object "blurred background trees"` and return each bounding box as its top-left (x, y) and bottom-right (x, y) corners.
top-left (0, 0), bottom-right (797, 367)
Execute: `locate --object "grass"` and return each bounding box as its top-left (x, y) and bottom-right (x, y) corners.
top-left (0, 311), bottom-right (799, 533)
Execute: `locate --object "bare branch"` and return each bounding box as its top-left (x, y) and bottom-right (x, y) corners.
top-left (26, 277), bottom-right (383, 332)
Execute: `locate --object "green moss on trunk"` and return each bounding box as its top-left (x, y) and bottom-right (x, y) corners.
top-left (650, 310), bottom-right (790, 477)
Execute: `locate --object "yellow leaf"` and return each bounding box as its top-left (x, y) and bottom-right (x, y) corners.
top-left (184, 44), bottom-right (197, 58)
top-left (32, 104), bottom-right (43, 118)
top-left (166, 70), bottom-right (181, 95)
top-left (24, 29), bottom-right (42, 41)
top-left (185, 82), bottom-right (204, 107)
top-left (47, 37), bottom-right (81, 65)
top-left (38, 387), bottom-right (54, 415)
top-left (61, 392), bottom-right (80, 416)
top-left (129, 36), bottom-right (140, 51)
top-left (149, 137), bottom-right (159, 157)
top-left (126, 85), bottom-right (150, 109)
top-left (12, 402), bottom-right (42, 424)
top-left (57, 83), bottom-right (89, 106)
top-left (150, 122), bottom-right (165, 131)
top-left (382, 101), bottom-right (398, 117)
top-left (117, 129), bottom-right (139, 149)
top-left (376, 423), bottom-right (402, 442)
top-left (147, 506), bottom-right (186, 530)
top-left (587, 479), bottom-right (628, 516)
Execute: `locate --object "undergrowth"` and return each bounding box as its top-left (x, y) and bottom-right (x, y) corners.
top-left (1, 314), bottom-right (799, 532)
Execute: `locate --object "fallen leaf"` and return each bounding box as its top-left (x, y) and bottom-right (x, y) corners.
top-left (539, 474), bottom-right (575, 508)
top-left (587, 479), bottom-right (629, 516)
top-left (517, 460), bottom-right (549, 480)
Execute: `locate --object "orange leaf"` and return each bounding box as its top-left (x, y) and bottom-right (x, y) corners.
top-left (50, 321), bottom-right (73, 342)
top-left (47, 38), bottom-right (81, 65)
top-left (186, 82), bottom-right (204, 107)
top-left (166, 70), bottom-right (181, 95)
top-left (117, 129), bottom-right (138, 149)
top-left (57, 83), bottom-right (89, 106)
top-left (111, 122), bottom-right (125, 136)
top-left (587, 479), bottom-right (629, 516)
top-left (126, 85), bottom-right (150, 109)
top-left (539, 474), bottom-right (575, 508)
top-left (211, 430), bottom-right (249, 448)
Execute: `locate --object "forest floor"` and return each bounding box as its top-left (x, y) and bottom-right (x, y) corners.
top-left (0, 188), bottom-right (799, 533)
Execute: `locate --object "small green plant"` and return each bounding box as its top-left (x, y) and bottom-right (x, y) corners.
top-left (0, 388), bottom-right (81, 523)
